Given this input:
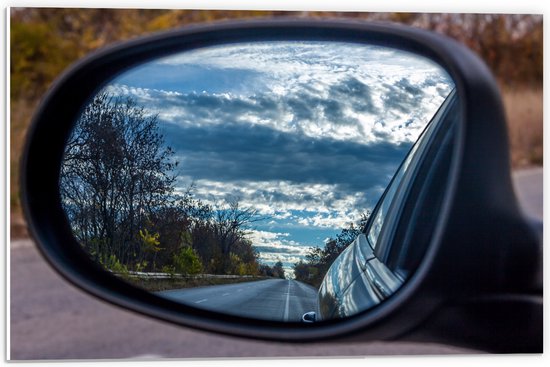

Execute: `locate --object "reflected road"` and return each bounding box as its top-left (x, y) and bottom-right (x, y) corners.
top-left (512, 167), bottom-right (543, 220)
top-left (159, 279), bottom-right (318, 322)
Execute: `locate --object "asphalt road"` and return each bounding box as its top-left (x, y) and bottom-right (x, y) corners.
top-left (512, 166), bottom-right (543, 220)
top-left (159, 279), bottom-right (319, 322)
top-left (9, 168), bottom-right (541, 360)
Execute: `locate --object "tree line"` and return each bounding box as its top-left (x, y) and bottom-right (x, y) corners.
top-left (61, 93), bottom-right (285, 279)
top-left (293, 213), bottom-right (369, 288)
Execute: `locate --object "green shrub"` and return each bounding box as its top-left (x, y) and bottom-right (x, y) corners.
top-left (161, 265), bottom-right (176, 276)
top-left (102, 253), bottom-right (128, 274)
top-left (173, 246), bottom-right (203, 275)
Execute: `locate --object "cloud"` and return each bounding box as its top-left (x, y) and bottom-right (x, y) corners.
top-left (164, 122), bottom-right (405, 191)
top-left (175, 178), bottom-right (376, 231)
top-left (259, 253), bottom-right (305, 265)
top-left (108, 42), bottom-right (452, 147)
top-left (248, 230), bottom-right (309, 254)
top-left (114, 63), bottom-right (264, 95)
top-left (247, 229), bottom-right (314, 276)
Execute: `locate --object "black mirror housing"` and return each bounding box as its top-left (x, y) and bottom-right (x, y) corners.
top-left (21, 19), bottom-right (541, 353)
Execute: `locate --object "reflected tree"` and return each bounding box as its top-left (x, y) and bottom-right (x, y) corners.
top-left (61, 96), bottom-right (268, 277)
top-left (212, 198), bottom-right (264, 269)
top-left (61, 92), bottom-right (176, 267)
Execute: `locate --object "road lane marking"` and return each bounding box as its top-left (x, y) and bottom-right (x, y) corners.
top-left (222, 293), bottom-right (230, 296)
top-left (283, 280), bottom-right (291, 322)
top-left (237, 289), bottom-right (243, 292)
top-left (195, 299), bottom-right (208, 304)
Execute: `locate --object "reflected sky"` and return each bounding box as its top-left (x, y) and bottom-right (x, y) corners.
top-left (106, 42), bottom-right (453, 276)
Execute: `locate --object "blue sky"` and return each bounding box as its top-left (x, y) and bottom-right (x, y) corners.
top-left (106, 41), bottom-right (453, 276)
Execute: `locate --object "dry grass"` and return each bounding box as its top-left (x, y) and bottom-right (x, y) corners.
top-left (10, 98), bottom-right (39, 239)
top-left (502, 88), bottom-right (543, 167)
top-left (124, 275), bottom-right (269, 292)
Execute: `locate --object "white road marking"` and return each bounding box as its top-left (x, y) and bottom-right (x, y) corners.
top-left (283, 280), bottom-right (291, 322)
top-left (237, 289), bottom-right (243, 292)
top-left (195, 299), bottom-right (207, 304)
top-left (222, 293), bottom-right (230, 296)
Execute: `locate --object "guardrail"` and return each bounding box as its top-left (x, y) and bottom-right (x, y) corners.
top-left (114, 271), bottom-right (262, 280)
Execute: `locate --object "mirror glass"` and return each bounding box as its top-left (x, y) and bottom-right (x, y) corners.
top-left (60, 41), bottom-right (454, 321)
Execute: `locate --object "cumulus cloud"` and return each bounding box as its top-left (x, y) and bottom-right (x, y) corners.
top-left (175, 178), bottom-right (374, 230)
top-left (111, 42), bottom-right (452, 147)
top-left (248, 230), bottom-right (309, 256)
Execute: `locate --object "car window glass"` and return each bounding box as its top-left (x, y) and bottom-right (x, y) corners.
top-left (387, 93), bottom-right (460, 276)
top-left (364, 89), bottom-right (455, 257)
top-left (366, 137), bottom-right (421, 250)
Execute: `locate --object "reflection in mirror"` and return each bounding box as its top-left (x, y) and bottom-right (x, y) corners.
top-left (60, 41), bottom-right (454, 322)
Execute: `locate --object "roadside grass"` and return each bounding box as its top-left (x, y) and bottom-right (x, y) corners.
top-left (503, 87), bottom-right (543, 167)
top-left (120, 275), bottom-right (271, 292)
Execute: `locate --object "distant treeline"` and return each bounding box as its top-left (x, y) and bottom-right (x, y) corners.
top-left (293, 213), bottom-right (369, 288)
top-left (61, 93), bottom-right (285, 279)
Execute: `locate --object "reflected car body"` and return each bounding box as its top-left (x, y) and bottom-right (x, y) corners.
top-left (318, 88), bottom-right (458, 319)
top-left (319, 234), bottom-right (394, 318)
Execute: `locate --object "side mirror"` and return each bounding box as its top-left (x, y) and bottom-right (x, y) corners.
top-left (22, 19), bottom-right (541, 353)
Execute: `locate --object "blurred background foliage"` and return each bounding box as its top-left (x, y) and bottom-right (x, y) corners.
top-left (10, 8), bottom-right (543, 237)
